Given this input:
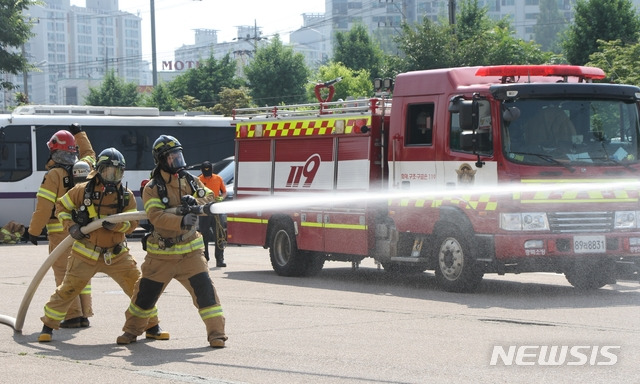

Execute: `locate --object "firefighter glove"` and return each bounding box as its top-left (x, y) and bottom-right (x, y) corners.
top-left (181, 195), bottom-right (197, 206)
top-left (181, 213), bottom-right (198, 229)
top-left (215, 196), bottom-right (225, 202)
top-left (68, 123), bottom-right (83, 135)
top-left (69, 224), bottom-right (86, 240)
top-left (29, 233), bottom-right (38, 245)
top-left (102, 220), bottom-right (116, 231)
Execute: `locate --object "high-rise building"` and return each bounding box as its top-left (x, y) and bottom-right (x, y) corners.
top-left (4, 0), bottom-right (143, 108)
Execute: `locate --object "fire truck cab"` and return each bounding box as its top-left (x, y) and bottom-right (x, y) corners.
top-left (228, 65), bottom-right (640, 292)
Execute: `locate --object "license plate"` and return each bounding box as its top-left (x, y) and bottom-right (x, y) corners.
top-left (573, 235), bottom-right (606, 254)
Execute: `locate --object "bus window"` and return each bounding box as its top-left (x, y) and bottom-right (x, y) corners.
top-left (0, 126), bottom-right (31, 182)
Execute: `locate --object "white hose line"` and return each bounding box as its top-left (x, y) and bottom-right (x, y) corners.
top-left (2, 206), bottom-right (197, 333)
top-left (7, 211), bottom-right (148, 333)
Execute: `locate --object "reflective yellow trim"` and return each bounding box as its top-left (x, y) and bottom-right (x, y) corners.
top-left (37, 187), bottom-right (57, 204)
top-left (81, 284), bottom-right (91, 295)
top-left (43, 305), bottom-right (66, 321)
top-left (46, 222), bottom-right (64, 233)
top-left (146, 237), bottom-right (204, 255)
top-left (60, 193), bottom-right (77, 210)
top-left (127, 302), bottom-right (158, 319)
top-left (300, 222), bottom-right (367, 230)
top-left (145, 197), bottom-right (164, 211)
top-left (200, 305), bottom-right (223, 320)
top-left (226, 217), bottom-right (267, 224)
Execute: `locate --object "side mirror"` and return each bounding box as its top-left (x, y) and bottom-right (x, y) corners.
top-left (458, 100), bottom-right (476, 131)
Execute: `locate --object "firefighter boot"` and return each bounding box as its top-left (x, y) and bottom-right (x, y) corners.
top-left (145, 325), bottom-right (170, 340)
top-left (38, 325), bottom-right (53, 342)
top-left (60, 316), bottom-right (90, 328)
top-left (210, 338), bottom-right (225, 348)
top-left (116, 332), bottom-right (137, 345)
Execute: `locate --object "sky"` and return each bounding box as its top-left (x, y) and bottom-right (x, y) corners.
top-left (71, 0), bottom-right (325, 62)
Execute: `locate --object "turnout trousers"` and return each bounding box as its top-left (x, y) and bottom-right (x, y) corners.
top-left (41, 252), bottom-right (158, 331)
top-left (48, 231), bottom-right (93, 320)
top-left (122, 249), bottom-right (227, 343)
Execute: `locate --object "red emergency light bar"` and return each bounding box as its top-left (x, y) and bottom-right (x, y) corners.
top-left (476, 65), bottom-right (606, 80)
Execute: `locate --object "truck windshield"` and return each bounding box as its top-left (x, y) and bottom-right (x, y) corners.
top-left (501, 98), bottom-right (640, 167)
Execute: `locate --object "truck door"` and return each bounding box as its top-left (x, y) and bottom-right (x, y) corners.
top-left (392, 98), bottom-right (440, 190)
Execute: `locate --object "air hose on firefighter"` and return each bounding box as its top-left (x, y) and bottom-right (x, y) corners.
top-left (0, 207), bottom-right (194, 333)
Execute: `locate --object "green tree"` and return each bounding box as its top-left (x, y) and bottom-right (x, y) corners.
top-left (85, 70), bottom-right (140, 106)
top-left (169, 53), bottom-right (241, 109)
top-left (307, 62), bottom-right (373, 102)
top-left (587, 39), bottom-right (640, 85)
top-left (244, 35), bottom-right (310, 105)
top-left (534, 0), bottom-right (567, 53)
top-left (394, 0), bottom-right (549, 71)
top-left (212, 87), bottom-right (252, 116)
top-left (143, 82), bottom-right (180, 111)
top-left (333, 24), bottom-right (385, 80)
top-left (0, 0), bottom-right (37, 91)
top-left (563, 0), bottom-right (640, 65)
top-left (394, 18), bottom-right (456, 72)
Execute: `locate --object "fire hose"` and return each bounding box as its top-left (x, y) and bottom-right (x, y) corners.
top-left (0, 205), bottom-right (202, 333)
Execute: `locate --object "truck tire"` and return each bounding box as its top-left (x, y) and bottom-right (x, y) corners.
top-left (433, 225), bottom-right (484, 292)
top-left (302, 251), bottom-right (325, 276)
top-left (564, 260), bottom-right (612, 290)
top-left (269, 221), bottom-right (307, 276)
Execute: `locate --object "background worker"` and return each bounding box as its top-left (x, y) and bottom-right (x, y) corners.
top-left (39, 147), bottom-right (169, 343)
top-left (117, 135), bottom-right (227, 348)
top-left (197, 161), bottom-right (227, 267)
top-left (28, 124), bottom-right (95, 328)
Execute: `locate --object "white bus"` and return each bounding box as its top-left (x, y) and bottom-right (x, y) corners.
top-left (0, 105), bottom-right (234, 227)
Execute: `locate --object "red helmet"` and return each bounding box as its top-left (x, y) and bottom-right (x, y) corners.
top-left (47, 130), bottom-right (78, 153)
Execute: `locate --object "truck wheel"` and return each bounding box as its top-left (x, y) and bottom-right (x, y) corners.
top-left (302, 252), bottom-right (325, 276)
top-left (434, 225), bottom-right (484, 292)
top-left (269, 221), bottom-right (306, 276)
top-left (564, 260), bottom-right (612, 290)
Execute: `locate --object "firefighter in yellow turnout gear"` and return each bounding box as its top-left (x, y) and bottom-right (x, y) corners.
top-left (117, 135), bottom-right (227, 348)
top-left (39, 148), bottom-right (169, 342)
top-left (28, 125), bottom-right (95, 328)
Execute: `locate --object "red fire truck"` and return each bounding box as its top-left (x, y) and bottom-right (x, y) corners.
top-left (226, 65), bottom-right (640, 292)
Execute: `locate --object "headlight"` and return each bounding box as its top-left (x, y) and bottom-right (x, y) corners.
top-left (500, 212), bottom-right (549, 231)
top-left (614, 211), bottom-right (639, 229)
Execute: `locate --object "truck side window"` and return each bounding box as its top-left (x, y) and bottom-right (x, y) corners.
top-left (406, 104), bottom-right (434, 146)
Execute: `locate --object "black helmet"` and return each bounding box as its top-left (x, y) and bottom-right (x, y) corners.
top-left (96, 148), bottom-right (125, 190)
top-left (152, 135), bottom-right (186, 173)
top-left (201, 161), bottom-right (212, 177)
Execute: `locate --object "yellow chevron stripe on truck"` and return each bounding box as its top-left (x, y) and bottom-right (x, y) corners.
top-left (235, 116), bottom-right (372, 138)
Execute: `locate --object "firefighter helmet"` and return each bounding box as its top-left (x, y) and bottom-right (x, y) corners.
top-left (96, 147), bottom-right (125, 187)
top-left (72, 160), bottom-right (91, 183)
top-left (152, 135), bottom-right (186, 173)
top-left (47, 130), bottom-right (78, 165)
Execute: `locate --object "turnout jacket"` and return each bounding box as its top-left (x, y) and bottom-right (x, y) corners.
top-left (56, 176), bottom-right (138, 264)
top-left (28, 132), bottom-right (96, 237)
top-left (143, 169), bottom-right (214, 258)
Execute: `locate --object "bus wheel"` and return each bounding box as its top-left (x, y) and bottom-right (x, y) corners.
top-left (564, 259), bottom-right (613, 290)
top-left (269, 221), bottom-right (306, 276)
top-left (434, 225), bottom-right (484, 292)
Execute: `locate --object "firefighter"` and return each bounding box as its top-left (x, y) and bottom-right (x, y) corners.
top-left (197, 161), bottom-right (227, 266)
top-left (117, 135), bottom-right (227, 348)
top-left (28, 125), bottom-right (95, 329)
top-left (39, 147), bottom-right (170, 342)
